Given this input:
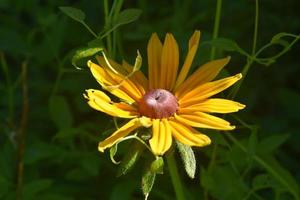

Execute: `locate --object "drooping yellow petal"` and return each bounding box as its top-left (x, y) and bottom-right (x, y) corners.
top-left (160, 33), bottom-right (179, 90)
top-left (178, 73), bottom-right (242, 107)
top-left (84, 89), bottom-right (138, 118)
top-left (88, 61), bottom-right (142, 103)
top-left (174, 30), bottom-right (201, 90)
top-left (98, 118), bottom-right (142, 152)
top-left (88, 60), bottom-right (136, 103)
top-left (147, 33), bottom-right (163, 89)
top-left (168, 120), bottom-right (211, 147)
top-left (149, 119), bottom-right (172, 155)
top-left (175, 56), bottom-right (231, 98)
top-left (94, 57), bottom-right (143, 102)
top-left (179, 98), bottom-right (245, 114)
top-left (122, 60), bottom-right (149, 95)
top-left (175, 112), bottom-right (235, 130)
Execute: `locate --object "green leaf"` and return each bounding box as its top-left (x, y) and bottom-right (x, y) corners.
top-left (115, 9), bottom-right (142, 27)
top-left (59, 7), bottom-right (85, 23)
top-left (150, 157), bottom-right (164, 174)
top-left (176, 141), bottom-right (196, 178)
top-left (0, 176), bottom-right (11, 198)
top-left (101, 9), bottom-right (142, 39)
top-left (117, 141), bottom-right (145, 176)
top-left (142, 168), bottom-right (156, 199)
top-left (49, 95), bottom-right (73, 129)
top-left (258, 134), bottom-right (289, 154)
top-left (71, 47), bottom-right (103, 69)
top-left (203, 38), bottom-right (249, 57)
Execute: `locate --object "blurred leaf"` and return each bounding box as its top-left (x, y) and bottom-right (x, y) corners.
top-left (110, 180), bottom-right (137, 200)
top-left (22, 179), bottom-right (53, 200)
top-left (150, 157), bottom-right (164, 174)
top-left (248, 130), bottom-right (257, 158)
top-left (252, 174), bottom-right (278, 191)
top-left (49, 95), bottom-right (73, 129)
top-left (59, 7), bottom-right (85, 23)
top-left (71, 47), bottom-right (103, 69)
top-left (260, 155), bottom-right (300, 198)
top-left (203, 38), bottom-right (249, 57)
top-left (115, 9), bottom-right (142, 27)
top-left (117, 141), bottom-right (144, 176)
top-left (101, 9), bottom-right (142, 38)
top-left (176, 141), bottom-right (196, 179)
top-left (142, 168), bottom-right (156, 199)
top-left (258, 134), bottom-right (289, 154)
top-left (0, 176), bottom-right (11, 198)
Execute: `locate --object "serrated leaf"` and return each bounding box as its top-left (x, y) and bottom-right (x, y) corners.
top-left (49, 96), bottom-right (73, 129)
top-left (117, 141), bottom-right (144, 176)
top-left (150, 157), bottom-right (164, 174)
top-left (71, 47), bottom-right (103, 69)
top-left (142, 169), bottom-right (156, 199)
top-left (176, 141), bottom-right (196, 178)
top-left (59, 7), bottom-right (85, 23)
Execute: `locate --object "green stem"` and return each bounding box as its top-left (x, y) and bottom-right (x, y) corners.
top-left (228, 0), bottom-right (259, 99)
top-left (104, 0), bottom-right (112, 56)
top-left (81, 22), bottom-right (98, 38)
top-left (210, 0), bottom-right (223, 60)
top-left (166, 152), bottom-right (186, 200)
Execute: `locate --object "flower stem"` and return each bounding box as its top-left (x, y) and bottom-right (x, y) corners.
top-left (210, 0), bottom-right (223, 60)
top-left (166, 152), bottom-right (186, 200)
top-left (104, 0), bottom-right (112, 56)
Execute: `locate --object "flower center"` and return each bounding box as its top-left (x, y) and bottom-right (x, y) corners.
top-left (138, 89), bottom-right (178, 119)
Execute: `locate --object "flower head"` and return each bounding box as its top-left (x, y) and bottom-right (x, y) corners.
top-left (84, 31), bottom-right (245, 156)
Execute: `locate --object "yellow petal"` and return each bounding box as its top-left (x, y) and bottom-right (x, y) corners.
top-left (149, 119), bottom-right (172, 155)
top-left (122, 60), bottom-right (149, 95)
top-left (84, 89), bottom-right (138, 118)
top-left (175, 56), bottom-right (231, 98)
top-left (88, 60), bottom-right (135, 103)
top-left (168, 120), bottom-right (211, 147)
top-left (98, 118), bottom-right (141, 152)
top-left (175, 113), bottom-right (235, 130)
top-left (179, 73), bottom-right (242, 107)
top-left (160, 33), bottom-right (179, 90)
top-left (147, 33), bottom-right (162, 89)
top-left (174, 30), bottom-right (201, 90)
top-left (179, 98), bottom-right (246, 114)
top-left (94, 57), bottom-right (143, 102)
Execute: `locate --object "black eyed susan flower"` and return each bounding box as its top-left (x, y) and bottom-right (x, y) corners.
top-left (84, 30), bottom-right (245, 156)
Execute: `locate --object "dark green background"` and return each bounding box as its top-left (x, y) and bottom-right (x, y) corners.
top-left (1, 0), bottom-right (300, 199)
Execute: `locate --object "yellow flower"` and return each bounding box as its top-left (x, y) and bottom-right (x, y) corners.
top-left (84, 31), bottom-right (245, 156)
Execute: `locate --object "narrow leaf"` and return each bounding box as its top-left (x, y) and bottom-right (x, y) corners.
top-left (176, 141), bottom-right (196, 179)
top-left (258, 134), bottom-right (289, 154)
top-left (59, 7), bottom-right (85, 23)
top-left (142, 169), bottom-right (156, 199)
top-left (110, 144), bottom-right (120, 165)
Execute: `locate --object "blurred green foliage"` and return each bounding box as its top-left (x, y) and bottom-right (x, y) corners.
top-left (1, 0), bottom-right (300, 199)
